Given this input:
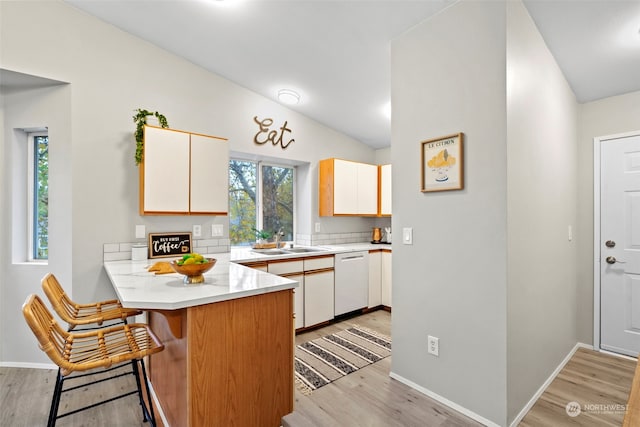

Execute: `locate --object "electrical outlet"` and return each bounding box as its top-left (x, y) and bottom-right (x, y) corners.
top-left (315, 222), bottom-right (321, 233)
top-left (193, 225), bottom-right (202, 238)
top-left (428, 335), bottom-right (439, 357)
top-left (211, 224), bottom-right (223, 237)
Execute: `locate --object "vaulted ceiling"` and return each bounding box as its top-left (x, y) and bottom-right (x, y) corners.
top-left (63, 0), bottom-right (640, 149)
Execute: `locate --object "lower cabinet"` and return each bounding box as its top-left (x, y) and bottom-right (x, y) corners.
top-left (381, 250), bottom-right (392, 307)
top-left (288, 274), bottom-right (304, 329)
top-left (368, 250), bottom-right (382, 307)
top-left (262, 256), bottom-right (334, 330)
top-left (368, 249), bottom-right (392, 309)
top-left (304, 269), bottom-right (335, 327)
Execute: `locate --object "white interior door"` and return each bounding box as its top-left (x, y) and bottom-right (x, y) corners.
top-left (600, 133), bottom-right (640, 356)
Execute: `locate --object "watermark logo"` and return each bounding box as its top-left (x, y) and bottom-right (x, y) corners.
top-left (565, 401), bottom-right (627, 418)
top-left (565, 401), bottom-right (581, 417)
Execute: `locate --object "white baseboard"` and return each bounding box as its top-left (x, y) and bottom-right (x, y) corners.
top-left (508, 342), bottom-right (592, 427)
top-left (388, 371), bottom-right (501, 427)
top-left (390, 342), bottom-right (593, 427)
top-left (0, 361), bottom-right (56, 370)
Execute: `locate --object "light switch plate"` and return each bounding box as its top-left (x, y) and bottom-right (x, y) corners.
top-left (403, 227), bottom-right (413, 245)
top-left (315, 222), bottom-right (321, 233)
top-left (135, 225), bottom-right (146, 239)
top-left (211, 224), bottom-right (224, 237)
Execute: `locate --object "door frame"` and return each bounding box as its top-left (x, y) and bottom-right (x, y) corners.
top-left (593, 130), bottom-right (640, 351)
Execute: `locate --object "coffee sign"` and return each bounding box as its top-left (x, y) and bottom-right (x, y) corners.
top-left (148, 232), bottom-right (192, 259)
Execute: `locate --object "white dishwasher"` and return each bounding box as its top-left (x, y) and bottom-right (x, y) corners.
top-left (334, 251), bottom-right (369, 316)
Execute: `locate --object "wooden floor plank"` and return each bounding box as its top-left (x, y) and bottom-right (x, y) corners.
top-left (3, 311), bottom-right (637, 427)
top-left (519, 348), bottom-right (635, 426)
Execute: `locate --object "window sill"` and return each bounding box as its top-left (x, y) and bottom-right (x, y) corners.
top-left (13, 260), bottom-right (48, 266)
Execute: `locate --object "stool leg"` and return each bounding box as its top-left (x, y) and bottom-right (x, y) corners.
top-left (131, 359), bottom-right (156, 426)
top-left (140, 359), bottom-right (157, 426)
top-left (47, 369), bottom-right (64, 427)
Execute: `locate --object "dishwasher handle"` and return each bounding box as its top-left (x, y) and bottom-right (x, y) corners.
top-left (338, 255), bottom-right (365, 261)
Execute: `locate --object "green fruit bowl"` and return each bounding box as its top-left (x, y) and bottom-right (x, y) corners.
top-left (170, 258), bottom-right (216, 284)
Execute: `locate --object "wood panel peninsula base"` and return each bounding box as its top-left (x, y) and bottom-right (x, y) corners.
top-left (103, 257), bottom-right (297, 427)
top-left (150, 290), bottom-right (294, 427)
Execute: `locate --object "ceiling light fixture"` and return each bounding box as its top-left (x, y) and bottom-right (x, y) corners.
top-left (278, 89), bottom-right (300, 105)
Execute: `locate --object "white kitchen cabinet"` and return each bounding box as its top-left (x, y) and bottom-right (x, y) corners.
top-left (357, 162), bottom-right (378, 215)
top-left (380, 164), bottom-right (392, 216)
top-left (141, 126), bottom-right (190, 213)
top-left (303, 256), bottom-right (334, 271)
top-left (140, 125), bottom-right (228, 215)
top-left (267, 260), bottom-right (304, 276)
top-left (332, 159), bottom-right (358, 214)
top-left (381, 250), bottom-right (392, 307)
top-left (319, 158), bottom-right (378, 216)
top-left (288, 274), bottom-right (304, 329)
top-left (265, 256), bottom-right (334, 330)
top-left (268, 261), bottom-right (305, 330)
top-left (190, 133), bottom-right (229, 213)
top-left (304, 269), bottom-right (334, 327)
top-left (368, 250), bottom-right (382, 307)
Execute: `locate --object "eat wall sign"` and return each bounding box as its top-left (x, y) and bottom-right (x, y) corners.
top-left (253, 116), bottom-right (295, 149)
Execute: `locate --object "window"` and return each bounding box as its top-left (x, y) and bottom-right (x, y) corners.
top-left (28, 132), bottom-right (48, 260)
top-left (229, 159), bottom-right (295, 246)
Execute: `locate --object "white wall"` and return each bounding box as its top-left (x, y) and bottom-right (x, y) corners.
top-left (391, 1), bottom-right (508, 424)
top-left (0, 0), bottom-right (378, 364)
top-left (577, 90), bottom-right (640, 344)
top-left (1, 83), bottom-right (73, 366)
top-left (506, 1), bottom-right (578, 423)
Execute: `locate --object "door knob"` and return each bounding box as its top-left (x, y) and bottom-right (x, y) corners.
top-left (606, 256), bottom-right (617, 264)
top-left (605, 240), bottom-right (616, 248)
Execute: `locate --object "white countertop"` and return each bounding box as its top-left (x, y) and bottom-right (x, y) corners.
top-left (104, 253), bottom-right (298, 310)
top-left (104, 243), bottom-right (391, 310)
top-left (229, 242), bottom-right (392, 263)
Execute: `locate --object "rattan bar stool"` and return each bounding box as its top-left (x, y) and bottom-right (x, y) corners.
top-left (41, 273), bottom-right (142, 330)
top-left (22, 294), bottom-right (164, 427)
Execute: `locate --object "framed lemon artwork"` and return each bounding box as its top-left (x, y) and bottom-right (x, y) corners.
top-left (421, 133), bottom-right (464, 192)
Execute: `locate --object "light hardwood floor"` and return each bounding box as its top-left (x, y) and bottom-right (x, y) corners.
top-left (288, 310), bottom-right (482, 427)
top-left (519, 347), bottom-right (636, 426)
top-left (1, 310), bottom-right (636, 427)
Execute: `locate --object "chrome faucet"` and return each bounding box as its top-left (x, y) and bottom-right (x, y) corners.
top-left (275, 227), bottom-right (284, 248)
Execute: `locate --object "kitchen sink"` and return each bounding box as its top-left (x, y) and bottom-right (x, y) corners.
top-left (250, 249), bottom-right (289, 255)
top-left (283, 247), bottom-right (325, 253)
top-left (251, 246), bottom-right (327, 256)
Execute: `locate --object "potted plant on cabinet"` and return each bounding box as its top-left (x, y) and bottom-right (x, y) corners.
top-left (133, 108), bottom-right (169, 165)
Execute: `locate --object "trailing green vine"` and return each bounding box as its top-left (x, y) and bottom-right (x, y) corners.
top-left (133, 108), bottom-right (169, 165)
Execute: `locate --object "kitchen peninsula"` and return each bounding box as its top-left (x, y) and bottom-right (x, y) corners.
top-left (104, 255), bottom-right (297, 427)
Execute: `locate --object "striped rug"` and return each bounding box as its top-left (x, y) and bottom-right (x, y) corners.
top-left (294, 325), bottom-right (392, 394)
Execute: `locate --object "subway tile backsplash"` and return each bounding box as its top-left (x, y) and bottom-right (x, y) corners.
top-left (103, 238), bottom-right (230, 261)
top-left (295, 231), bottom-right (371, 246)
top-left (104, 232), bottom-right (371, 260)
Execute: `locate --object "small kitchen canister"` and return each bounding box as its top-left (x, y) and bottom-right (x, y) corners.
top-left (132, 244), bottom-right (148, 261)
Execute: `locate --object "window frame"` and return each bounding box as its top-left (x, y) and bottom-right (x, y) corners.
top-left (229, 157), bottom-right (296, 247)
top-left (27, 131), bottom-right (49, 261)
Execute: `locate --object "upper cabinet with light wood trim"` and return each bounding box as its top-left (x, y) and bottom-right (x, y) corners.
top-left (140, 126), bottom-right (229, 215)
top-left (379, 164), bottom-right (392, 216)
top-left (319, 158), bottom-right (378, 216)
